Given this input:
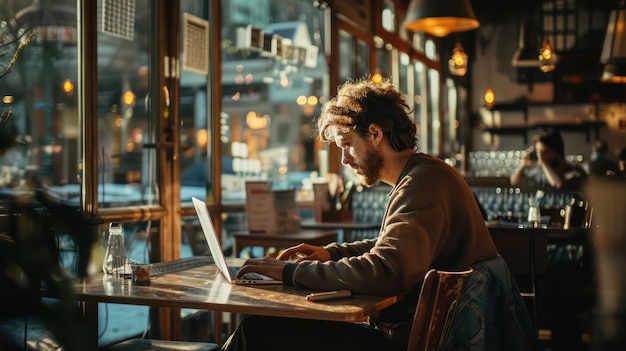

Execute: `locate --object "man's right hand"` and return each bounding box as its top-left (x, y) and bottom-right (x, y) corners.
top-left (275, 243), bottom-right (331, 263)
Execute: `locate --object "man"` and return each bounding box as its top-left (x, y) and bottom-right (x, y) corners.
top-left (222, 78), bottom-right (499, 351)
top-left (588, 139), bottom-right (619, 177)
top-left (510, 128), bottom-right (587, 190)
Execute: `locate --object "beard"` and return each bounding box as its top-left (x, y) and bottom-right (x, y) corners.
top-left (353, 143), bottom-right (384, 187)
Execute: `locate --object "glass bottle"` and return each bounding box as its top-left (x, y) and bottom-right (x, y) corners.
top-left (103, 222), bottom-right (127, 276)
top-left (527, 205), bottom-right (541, 228)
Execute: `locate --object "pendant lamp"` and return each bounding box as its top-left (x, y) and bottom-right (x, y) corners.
top-left (449, 42), bottom-right (468, 76)
top-left (484, 87), bottom-right (495, 109)
top-left (539, 38), bottom-right (557, 72)
top-left (511, 17), bottom-right (541, 67)
top-left (404, 0), bottom-right (480, 37)
top-left (600, 1), bottom-right (626, 83)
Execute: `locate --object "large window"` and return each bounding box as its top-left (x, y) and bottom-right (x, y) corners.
top-left (95, 0), bottom-right (158, 209)
top-left (0, 1), bottom-right (80, 199)
top-left (0, 1), bottom-right (164, 210)
top-left (219, 0), bottom-right (328, 203)
top-left (179, 2), bottom-right (213, 204)
top-left (427, 67), bottom-right (441, 155)
top-left (0, 0), bottom-right (163, 346)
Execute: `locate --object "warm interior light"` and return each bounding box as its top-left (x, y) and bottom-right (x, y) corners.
top-left (540, 42), bottom-right (552, 60)
top-left (62, 79), bottom-right (74, 94)
top-left (449, 42), bottom-right (468, 76)
top-left (122, 90), bottom-right (136, 106)
top-left (484, 87), bottom-right (495, 108)
top-left (539, 39), bottom-right (557, 72)
top-left (296, 95), bottom-right (307, 105)
top-left (404, 0), bottom-right (480, 37)
top-left (371, 73), bottom-right (383, 84)
top-left (196, 129), bottom-right (208, 149)
top-left (246, 111), bottom-right (267, 129)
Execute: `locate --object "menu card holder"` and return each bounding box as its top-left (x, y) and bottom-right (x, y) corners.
top-left (313, 181), bottom-right (353, 223)
top-left (245, 181), bottom-right (301, 233)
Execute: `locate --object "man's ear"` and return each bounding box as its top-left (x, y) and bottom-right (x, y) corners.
top-left (369, 124), bottom-right (383, 144)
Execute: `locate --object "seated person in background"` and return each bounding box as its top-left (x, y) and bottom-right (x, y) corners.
top-left (510, 128), bottom-right (587, 190)
top-left (588, 139), bottom-right (619, 177)
top-left (221, 78), bottom-right (532, 351)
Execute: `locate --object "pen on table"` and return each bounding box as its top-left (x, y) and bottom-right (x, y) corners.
top-left (306, 290), bottom-right (352, 302)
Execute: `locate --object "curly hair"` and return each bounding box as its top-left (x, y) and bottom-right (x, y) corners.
top-left (315, 77), bottom-right (418, 151)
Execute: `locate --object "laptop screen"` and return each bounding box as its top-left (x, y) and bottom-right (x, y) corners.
top-left (191, 197), bottom-right (234, 283)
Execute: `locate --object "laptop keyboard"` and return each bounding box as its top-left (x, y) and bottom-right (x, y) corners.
top-left (228, 266), bottom-right (273, 280)
top-left (240, 272), bottom-right (274, 280)
top-left (151, 256), bottom-right (214, 276)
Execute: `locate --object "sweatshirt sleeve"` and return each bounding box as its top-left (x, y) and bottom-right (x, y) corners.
top-left (283, 181), bottom-right (446, 296)
top-left (324, 238), bottom-right (377, 260)
top-left (281, 240), bottom-right (376, 286)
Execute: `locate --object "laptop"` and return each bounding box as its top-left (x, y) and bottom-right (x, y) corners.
top-left (191, 197), bottom-right (282, 285)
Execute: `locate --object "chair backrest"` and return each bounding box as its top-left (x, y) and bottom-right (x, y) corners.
top-left (407, 267), bottom-right (474, 351)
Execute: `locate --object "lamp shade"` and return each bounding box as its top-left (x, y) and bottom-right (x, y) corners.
top-left (511, 17), bottom-right (541, 67)
top-left (404, 0), bottom-right (479, 37)
top-left (600, 5), bottom-right (626, 83)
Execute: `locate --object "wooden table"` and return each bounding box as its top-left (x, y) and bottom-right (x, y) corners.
top-left (47, 259), bottom-right (396, 348)
top-left (486, 223), bottom-right (589, 327)
top-left (231, 229), bottom-right (338, 257)
top-left (486, 223), bottom-right (588, 278)
top-left (487, 223), bottom-right (589, 281)
top-left (300, 220), bottom-right (381, 242)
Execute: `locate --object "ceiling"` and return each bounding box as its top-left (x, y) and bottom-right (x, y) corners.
top-left (470, 0), bottom-right (616, 25)
top-left (470, 0), bottom-right (537, 25)
top-left (467, 0), bottom-right (618, 60)
top-left (396, 0), bottom-right (626, 102)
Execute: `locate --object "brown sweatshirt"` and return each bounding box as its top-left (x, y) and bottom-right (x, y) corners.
top-left (282, 152), bottom-right (498, 320)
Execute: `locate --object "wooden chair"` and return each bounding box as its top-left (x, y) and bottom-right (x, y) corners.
top-left (407, 267), bottom-right (474, 351)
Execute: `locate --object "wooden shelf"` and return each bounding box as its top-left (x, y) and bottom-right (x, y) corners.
top-left (483, 120), bottom-right (606, 135)
top-left (481, 99), bottom-right (606, 144)
top-left (463, 176), bottom-right (510, 187)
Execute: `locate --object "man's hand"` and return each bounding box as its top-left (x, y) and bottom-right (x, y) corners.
top-left (275, 243), bottom-right (331, 263)
top-left (236, 257), bottom-right (287, 280)
top-left (236, 244), bottom-right (331, 280)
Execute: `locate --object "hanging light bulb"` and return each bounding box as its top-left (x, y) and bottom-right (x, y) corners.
top-left (484, 87), bottom-right (495, 108)
top-left (538, 38), bottom-right (557, 72)
top-left (449, 42), bottom-right (468, 76)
